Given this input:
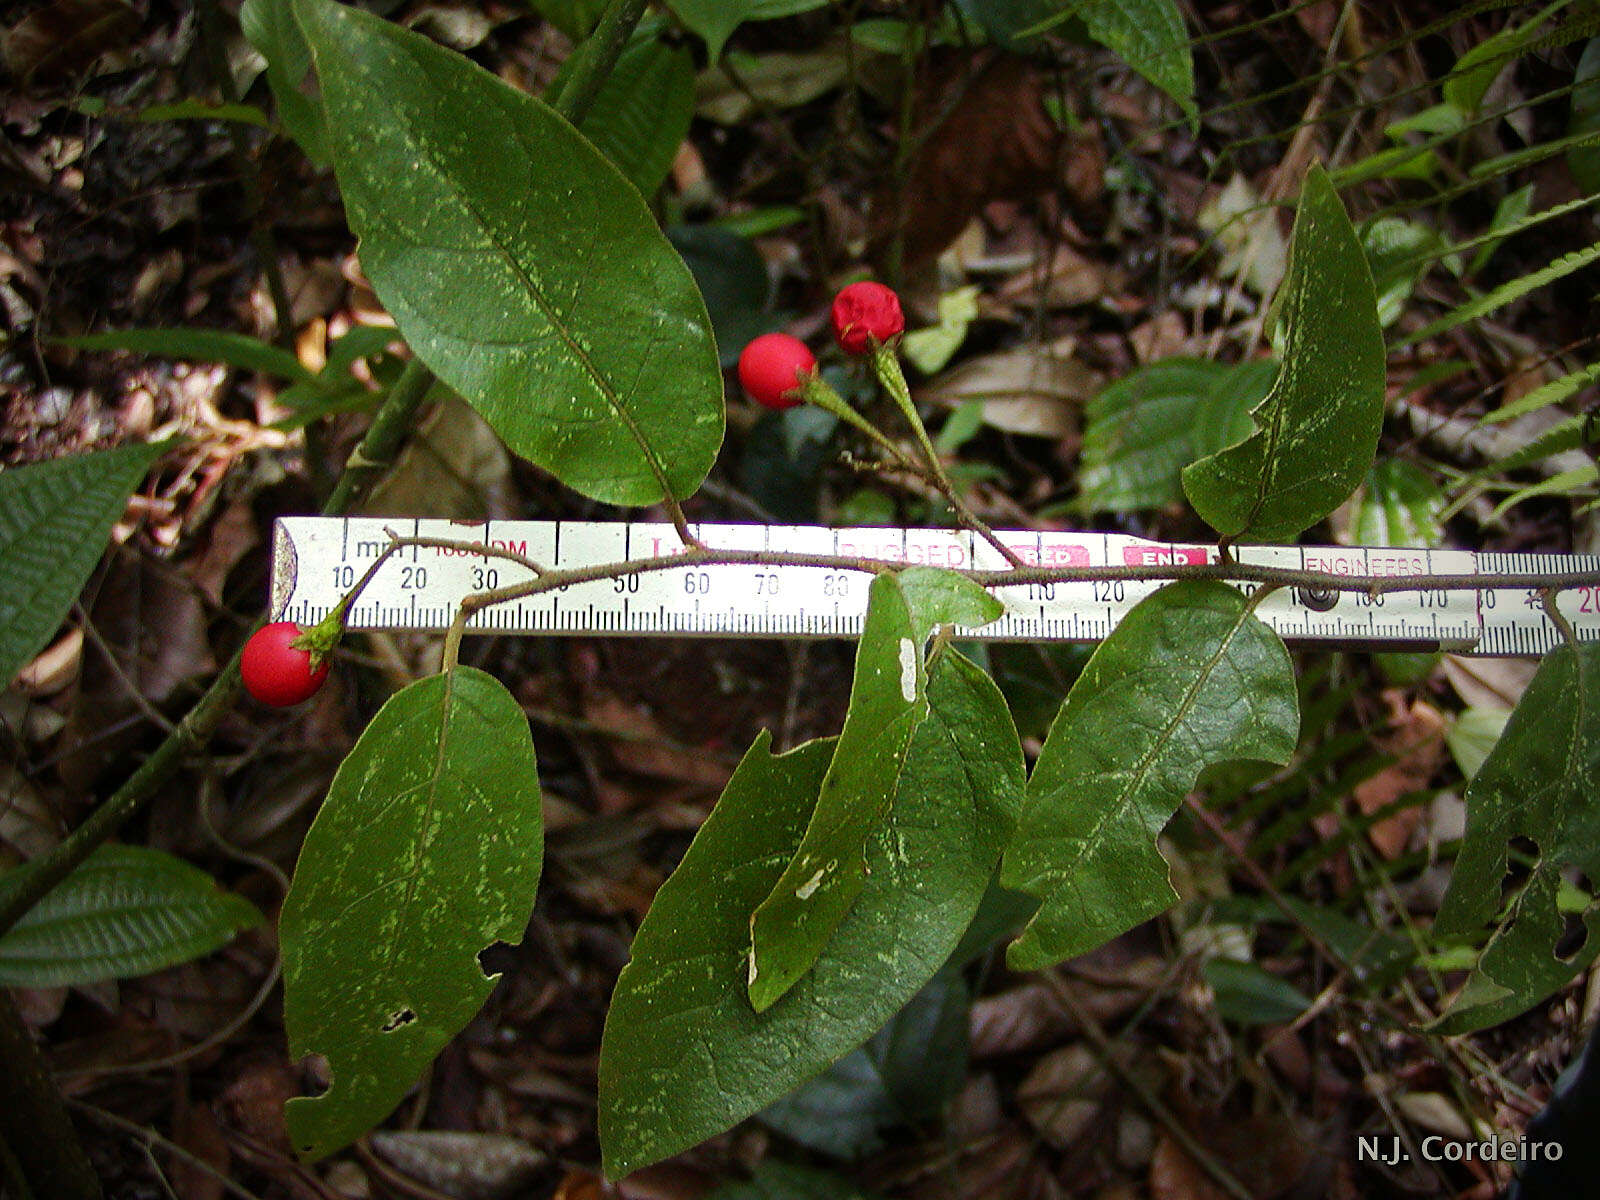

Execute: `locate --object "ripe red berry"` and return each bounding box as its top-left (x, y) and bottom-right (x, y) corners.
top-left (241, 621), bottom-right (330, 707)
top-left (831, 281), bottom-right (904, 355)
top-left (738, 332), bottom-right (816, 410)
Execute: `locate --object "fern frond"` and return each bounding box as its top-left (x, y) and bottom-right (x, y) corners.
top-left (1394, 240), bottom-right (1600, 350)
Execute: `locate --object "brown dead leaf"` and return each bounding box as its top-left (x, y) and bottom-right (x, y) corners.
top-left (579, 691), bottom-right (734, 790)
top-left (369, 1131), bottom-right (547, 1200)
top-left (1129, 312), bottom-right (1191, 363)
top-left (1017, 1043), bottom-right (1118, 1149)
top-left (1149, 1134), bottom-right (1233, 1200)
top-left (2, 0), bottom-right (138, 84)
top-left (1353, 691), bottom-right (1446, 859)
top-left (170, 1103), bottom-right (230, 1200)
top-left (1442, 655), bottom-right (1537, 711)
top-left (12, 628), bottom-right (81, 696)
top-left (919, 345), bottom-right (1100, 438)
top-left (971, 961), bottom-right (1160, 1058)
top-left (993, 245), bottom-right (1117, 310)
top-left (870, 53), bottom-right (1092, 268)
top-left (363, 394), bottom-right (513, 519)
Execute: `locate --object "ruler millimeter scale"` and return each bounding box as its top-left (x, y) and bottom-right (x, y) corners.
top-left (271, 517), bottom-right (1600, 657)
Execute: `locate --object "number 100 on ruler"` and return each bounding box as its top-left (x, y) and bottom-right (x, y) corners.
top-left (271, 517), bottom-right (1600, 655)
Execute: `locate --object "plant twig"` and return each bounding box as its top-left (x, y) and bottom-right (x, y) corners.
top-left (0, 990), bottom-right (102, 1200)
top-left (1039, 971), bottom-right (1255, 1200)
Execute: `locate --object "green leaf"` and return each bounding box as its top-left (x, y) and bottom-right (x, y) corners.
top-left (668, 225), bottom-right (774, 369)
top-left (0, 441), bottom-right (167, 688)
top-left (1469, 183), bottom-right (1535, 277)
top-left (747, 574), bottom-right (927, 1011)
top-left (241, 0), bottom-right (329, 163)
top-left (1363, 216), bottom-right (1450, 326)
top-left (1396, 239), bottom-right (1600, 352)
top-left (1182, 167), bottom-right (1385, 542)
top-left (1078, 0), bottom-right (1196, 127)
top-left (0, 846), bottom-right (261, 987)
top-left (757, 971), bottom-right (969, 1158)
top-left (1202, 958), bottom-right (1311, 1026)
top-left (1446, 707), bottom-right (1511, 782)
top-left (896, 565), bottom-right (1005, 636)
top-left (1568, 38), bottom-right (1600, 194)
top-left (747, 572), bottom-right (1002, 1011)
top-left (1349, 459), bottom-right (1446, 548)
top-left (1433, 643), bottom-right (1600, 1034)
top-left (133, 100), bottom-right (270, 126)
top-left (954, 0), bottom-right (1077, 47)
top-left (280, 667), bottom-right (544, 1160)
top-left (901, 285), bottom-right (979, 375)
top-left (61, 327), bottom-right (313, 382)
top-left (1489, 464), bottom-right (1598, 521)
top-left (1442, 0), bottom-right (1561, 115)
top-left (706, 1162), bottom-right (885, 1200)
top-left (572, 34), bottom-right (695, 198)
top-left (1080, 358), bottom-right (1270, 512)
top-left (1001, 581), bottom-right (1298, 970)
top-left (294, 0), bottom-right (724, 506)
top-left (599, 651), bottom-right (1023, 1177)
top-left (528, 0), bottom-right (608, 39)
top-left (1482, 359), bottom-right (1600, 424)
top-left (667, 0), bottom-right (831, 60)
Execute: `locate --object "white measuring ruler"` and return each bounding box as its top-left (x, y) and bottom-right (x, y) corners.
top-left (270, 517), bottom-right (1600, 656)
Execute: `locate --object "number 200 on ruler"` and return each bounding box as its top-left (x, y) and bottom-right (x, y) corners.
top-left (271, 517), bottom-right (1600, 656)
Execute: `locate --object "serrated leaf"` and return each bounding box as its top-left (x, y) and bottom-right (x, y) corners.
top-left (574, 34), bottom-right (695, 198)
top-left (1078, 0), bottom-right (1196, 127)
top-left (600, 651), bottom-right (1023, 1177)
top-left (0, 441), bottom-right (167, 688)
top-left (1181, 166), bottom-right (1385, 542)
top-left (294, 0), bottom-right (723, 506)
top-left (279, 667), bottom-right (544, 1160)
top-left (0, 846), bottom-right (261, 986)
top-left (1432, 643), bottom-right (1600, 1034)
top-left (1001, 581), bottom-right (1298, 970)
top-left (61, 327), bottom-right (312, 382)
top-left (240, 0), bottom-right (329, 164)
top-left (747, 574), bottom-right (926, 1011)
top-left (667, 0), bottom-right (831, 60)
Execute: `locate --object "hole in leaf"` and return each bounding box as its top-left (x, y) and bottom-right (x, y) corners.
top-left (1556, 914), bottom-right (1589, 963)
top-left (1499, 835), bottom-right (1540, 908)
top-left (477, 940), bottom-right (517, 979)
top-left (381, 1007), bottom-right (416, 1033)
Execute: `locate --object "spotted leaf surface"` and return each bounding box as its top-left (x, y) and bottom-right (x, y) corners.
top-left (280, 667), bottom-right (543, 1160)
top-left (600, 650), bottom-right (1023, 1177)
top-left (1181, 166), bottom-right (1384, 541)
top-left (1433, 642), bottom-right (1600, 1033)
top-left (294, 0), bottom-right (723, 505)
top-left (1002, 581), bottom-right (1298, 970)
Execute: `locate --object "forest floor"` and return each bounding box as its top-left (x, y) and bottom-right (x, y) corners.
top-left (3, 1), bottom-right (1598, 1198)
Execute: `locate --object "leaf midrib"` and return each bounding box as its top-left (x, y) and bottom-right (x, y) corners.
top-left (331, 23), bottom-right (675, 497)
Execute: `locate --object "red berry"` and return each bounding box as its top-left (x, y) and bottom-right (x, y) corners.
top-left (738, 333), bottom-right (816, 410)
top-left (241, 621), bottom-right (330, 707)
top-left (831, 281), bottom-right (904, 355)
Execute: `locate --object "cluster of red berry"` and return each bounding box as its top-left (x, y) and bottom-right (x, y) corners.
top-left (737, 281), bottom-right (904, 410)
